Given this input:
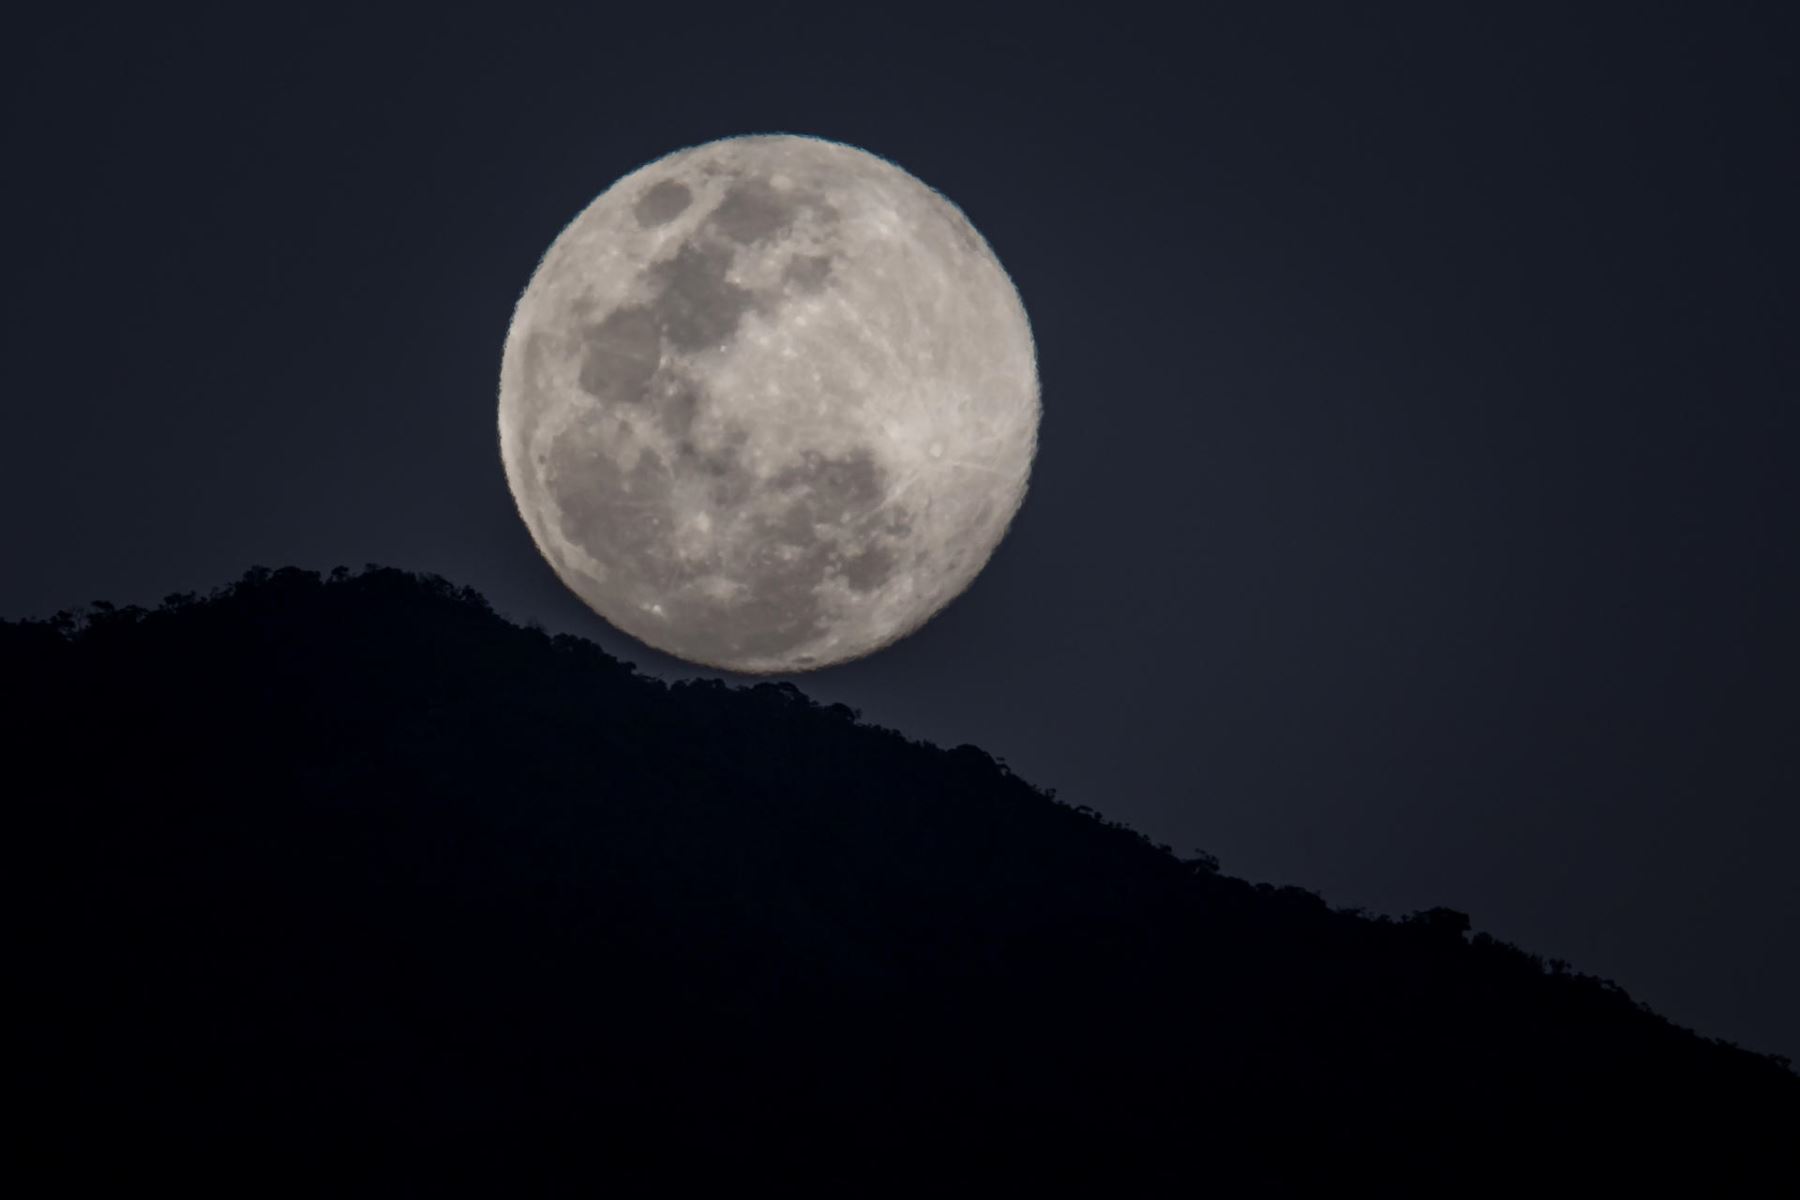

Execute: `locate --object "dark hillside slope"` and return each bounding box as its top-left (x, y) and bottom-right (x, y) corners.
top-left (6, 567), bottom-right (1794, 1187)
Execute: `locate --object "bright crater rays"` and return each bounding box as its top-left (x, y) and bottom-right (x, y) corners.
top-left (499, 135), bottom-right (1039, 672)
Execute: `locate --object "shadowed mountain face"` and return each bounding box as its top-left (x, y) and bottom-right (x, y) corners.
top-left (6, 567), bottom-right (1794, 1189)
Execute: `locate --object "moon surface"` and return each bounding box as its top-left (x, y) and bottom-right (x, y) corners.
top-left (499, 135), bottom-right (1039, 673)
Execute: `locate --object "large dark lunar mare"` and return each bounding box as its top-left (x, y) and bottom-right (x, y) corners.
top-left (7, 567), bottom-right (1796, 1189)
top-left (642, 239), bottom-right (757, 353)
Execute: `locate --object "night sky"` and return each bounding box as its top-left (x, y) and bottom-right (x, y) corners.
top-left (7, 6), bottom-right (1796, 1061)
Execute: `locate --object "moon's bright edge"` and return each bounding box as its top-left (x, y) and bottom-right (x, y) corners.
top-left (499, 135), bottom-right (1039, 673)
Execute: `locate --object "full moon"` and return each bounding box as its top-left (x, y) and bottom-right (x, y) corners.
top-left (499, 135), bottom-right (1039, 673)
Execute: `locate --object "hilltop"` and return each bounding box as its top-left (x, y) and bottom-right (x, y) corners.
top-left (6, 566), bottom-right (1794, 1188)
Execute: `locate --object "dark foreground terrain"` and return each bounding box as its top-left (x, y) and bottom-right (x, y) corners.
top-left (8, 567), bottom-right (1794, 1189)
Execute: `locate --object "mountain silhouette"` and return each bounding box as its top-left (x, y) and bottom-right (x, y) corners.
top-left (7, 566), bottom-right (1794, 1189)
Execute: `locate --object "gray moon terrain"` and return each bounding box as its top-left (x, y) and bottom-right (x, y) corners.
top-left (499, 135), bottom-right (1039, 673)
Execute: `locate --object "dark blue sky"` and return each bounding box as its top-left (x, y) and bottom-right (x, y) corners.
top-left (7, 4), bottom-right (1796, 1060)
